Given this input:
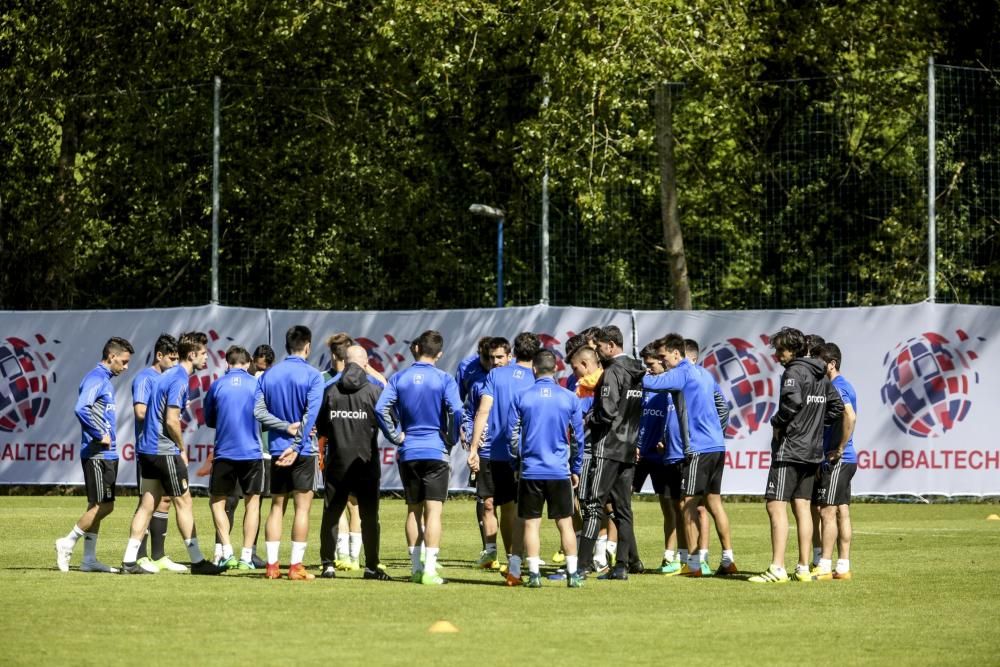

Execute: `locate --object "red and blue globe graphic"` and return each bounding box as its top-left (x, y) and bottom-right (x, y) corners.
top-left (181, 329), bottom-right (233, 431)
top-left (880, 330), bottom-right (984, 438)
top-left (701, 337), bottom-right (777, 440)
top-left (0, 335), bottom-right (58, 433)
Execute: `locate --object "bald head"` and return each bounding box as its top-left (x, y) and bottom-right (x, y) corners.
top-left (346, 345), bottom-right (369, 367)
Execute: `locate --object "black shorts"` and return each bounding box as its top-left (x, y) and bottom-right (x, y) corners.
top-left (211, 458), bottom-right (265, 497)
top-left (138, 453), bottom-right (189, 497)
top-left (261, 455), bottom-right (272, 498)
top-left (663, 461), bottom-right (684, 500)
top-left (398, 459), bottom-right (450, 504)
top-left (270, 455), bottom-right (316, 495)
top-left (765, 461), bottom-right (819, 502)
top-left (681, 451), bottom-right (725, 497)
top-left (814, 461), bottom-right (857, 506)
top-left (633, 459), bottom-right (667, 495)
top-left (490, 459), bottom-right (518, 506)
top-left (475, 459), bottom-right (496, 500)
top-left (518, 478), bottom-right (575, 520)
top-left (82, 458), bottom-right (118, 504)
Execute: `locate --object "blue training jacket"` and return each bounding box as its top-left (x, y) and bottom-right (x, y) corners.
top-left (480, 363), bottom-right (535, 462)
top-left (509, 377), bottom-right (584, 479)
top-left (254, 356), bottom-right (324, 457)
top-left (205, 368), bottom-right (263, 460)
top-left (76, 364), bottom-right (118, 461)
top-left (140, 364), bottom-right (191, 456)
top-left (637, 386), bottom-right (672, 461)
top-left (642, 359), bottom-right (725, 456)
top-left (375, 361), bottom-right (463, 463)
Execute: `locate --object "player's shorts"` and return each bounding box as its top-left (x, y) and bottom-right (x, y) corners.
top-left (398, 459), bottom-right (450, 504)
top-left (681, 451), bottom-right (725, 497)
top-left (475, 458), bottom-right (496, 500)
top-left (633, 458), bottom-right (667, 495)
top-left (270, 455), bottom-right (316, 495)
top-left (764, 461), bottom-right (819, 502)
top-left (138, 453), bottom-right (190, 496)
top-left (813, 461), bottom-right (857, 506)
top-left (82, 458), bottom-right (118, 504)
top-left (518, 478), bottom-right (575, 520)
top-left (663, 460), bottom-right (684, 500)
top-left (261, 453), bottom-right (272, 498)
top-left (210, 458), bottom-right (265, 497)
top-left (490, 459), bottom-right (518, 506)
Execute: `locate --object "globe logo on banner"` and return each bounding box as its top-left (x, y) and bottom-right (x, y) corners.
top-left (182, 329), bottom-right (234, 431)
top-left (356, 334), bottom-right (411, 377)
top-left (0, 335), bottom-right (59, 433)
top-left (701, 336), bottom-right (777, 440)
top-left (880, 329), bottom-right (985, 438)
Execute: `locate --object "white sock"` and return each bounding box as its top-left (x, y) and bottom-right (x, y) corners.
top-left (124, 538), bottom-right (142, 563)
top-left (425, 547), bottom-right (439, 574)
top-left (595, 535), bottom-right (608, 558)
top-left (770, 564), bottom-right (787, 577)
top-left (240, 547), bottom-right (253, 563)
top-left (663, 549), bottom-right (675, 562)
top-left (214, 543), bottom-right (224, 560)
top-left (409, 546), bottom-right (422, 573)
top-left (349, 532), bottom-right (362, 560)
top-left (290, 541), bottom-right (307, 565)
top-left (184, 538), bottom-right (205, 563)
top-left (607, 541), bottom-right (618, 558)
top-left (818, 558), bottom-right (832, 573)
top-left (527, 557), bottom-right (541, 574)
top-left (812, 547), bottom-right (823, 566)
top-left (508, 554), bottom-right (522, 577)
top-left (83, 533), bottom-right (98, 562)
top-left (222, 543), bottom-right (234, 560)
top-left (485, 542), bottom-right (497, 554)
top-left (836, 559), bottom-right (850, 574)
top-left (721, 549), bottom-right (734, 566)
top-left (566, 555), bottom-right (578, 575)
top-left (698, 548), bottom-right (709, 563)
top-left (336, 533), bottom-right (349, 558)
top-left (64, 525), bottom-right (85, 545)
top-left (795, 563), bottom-right (810, 574)
top-left (266, 541), bottom-right (280, 565)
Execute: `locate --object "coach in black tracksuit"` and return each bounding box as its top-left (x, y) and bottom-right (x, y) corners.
top-left (316, 360), bottom-right (386, 579)
top-left (577, 325), bottom-right (647, 579)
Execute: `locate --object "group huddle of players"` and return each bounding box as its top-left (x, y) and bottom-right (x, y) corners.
top-left (54, 322), bottom-right (857, 587)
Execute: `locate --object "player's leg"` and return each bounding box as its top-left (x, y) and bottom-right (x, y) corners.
top-left (810, 503), bottom-right (823, 567)
top-left (208, 459), bottom-right (235, 567)
top-left (171, 486), bottom-right (221, 575)
top-left (346, 494), bottom-right (363, 568)
top-left (209, 495), bottom-right (233, 563)
top-left (288, 487), bottom-right (315, 580)
top-left (121, 477), bottom-right (163, 574)
top-left (521, 517), bottom-right (543, 587)
top-left (405, 502), bottom-right (424, 578)
top-left (240, 493), bottom-right (261, 569)
top-left (336, 510), bottom-right (350, 565)
top-left (319, 473), bottom-right (350, 578)
top-left (707, 493), bottom-right (737, 574)
top-left (357, 463), bottom-right (387, 580)
top-left (265, 493), bottom-right (288, 574)
top-left (834, 504), bottom-right (853, 578)
top-left (148, 496), bottom-right (172, 564)
top-left (517, 479), bottom-right (543, 587)
top-left (418, 460), bottom-right (449, 584)
top-left (476, 461), bottom-right (500, 568)
top-left (791, 497), bottom-right (814, 578)
top-left (577, 455), bottom-right (611, 573)
top-left (607, 462), bottom-right (638, 577)
top-left (749, 462), bottom-right (793, 583)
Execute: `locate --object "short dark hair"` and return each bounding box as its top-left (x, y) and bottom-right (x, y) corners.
top-left (326, 332), bottom-right (353, 362)
top-left (532, 349), bottom-right (557, 375)
top-left (595, 325), bottom-right (624, 348)
top-left (285, 325), bottom-right (312, 354)
top-left (476, 336), bottom-right (493, 356)
top-left (640, 342), bottom-right (661, 360)
top-left (226, 345), bottom-right (251, 366)
top-left (806, 334), bottom-right (826, 358)
top-left (177, 331), bottom-right (208, 361)
top-left (489, 336), bottom-right (511, 355)
top-left (660, 333), bottom-right (685, 355)
top-left (770, 327), bottom-right (807, 357)
top-left (580, 326), bottom-right (602, 344)
top-left (153, 334), bottom-right (177, 357)
top-left (102, 337), bottom-right (134, 359)
top-left (513, 332), bottom-right (541, 362)
top-left (684, 339), bottom-right (699, 358)
top-left (415, 330), bottom-right (444, 358)
top-left (816, 342), bottom-right (843, 371)
top-left (252, 344), bottom-right (275, 366)
top-left (564, 333), bottom-right (586, 359)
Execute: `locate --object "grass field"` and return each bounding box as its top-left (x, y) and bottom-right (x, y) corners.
top-left (1, 496), bottom-right (997, 666)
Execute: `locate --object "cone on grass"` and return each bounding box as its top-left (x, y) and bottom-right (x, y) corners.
top-left (987, 514), bottom-right (1000, 521)
top-left (428, 620), bottom-right (459, 634)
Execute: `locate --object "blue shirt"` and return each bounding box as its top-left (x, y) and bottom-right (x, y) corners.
top-left (131, 366), bottom-right (162, 450)
top-left (140, 364), bottom-right (191, 456)
top-left (205, 368), bottom-right (263, 461)
top-left (455, 353), bottom-right (488, 403)
top-left (324, 370), bottom-right (385, 389)
top-left (509, 377), bottom-right (584, 479)
top-left (643, 359), bottom-right (725, 456)
top-left (637, 387), bottom-right (672, 461)
top-left (76, 364), bottom-right (118, 460)
top-left (824, 375), bottom-right (858, 464)
top-left (375, 361), bottom-right (463, 463)
top-left (254, 356), bottom-right (324, 457)
top-left (462, 371), bottom-right (491, 456)
top-left (481, 363), bottom-right (536, 462)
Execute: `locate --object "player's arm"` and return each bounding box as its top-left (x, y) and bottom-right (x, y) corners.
top-left (74, 379), bottom-right (108, 444)
top-left (374, 379), bottom-right (404, 445)
top-left (443, 374), bottom-right (464, 448)
top-left (467, 394), bottom-right (493, 473)
top-left (365, 365), bottom-right (388, 387)
top-left (770, 369), bottom-right (803, 431)
top-left (253, 382), bottom-right (295, 435)
top-left (133, 403), bottom-right (147, 424)
top-left (164, 406), bottom-right (185, 462)
top-left (823, 379), bottom-right (845, 427)
top-left (830, 402), bottom-right (856, 462)
top-left (203, 384), bottom-right (218, 429)
top-left (713, 383), bottom-right (730, 430)
top-left (569, 397), bottom-right (585, 481)
top-left (296, 372), bottom-right (325, 455)
top-left (507, 400), bottom-right (522, 462)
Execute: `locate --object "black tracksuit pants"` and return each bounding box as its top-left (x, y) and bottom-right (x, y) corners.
top-left (319, 458), bottom-right (381, 568)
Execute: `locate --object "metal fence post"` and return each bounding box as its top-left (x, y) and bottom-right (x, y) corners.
top-left (927, 57), bottom-right (936, 303)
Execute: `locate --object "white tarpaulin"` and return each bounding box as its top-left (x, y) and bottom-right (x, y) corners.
top-left (1, 303), bottom-right (996, 495)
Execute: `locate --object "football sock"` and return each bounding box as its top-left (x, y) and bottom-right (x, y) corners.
top-left (698, 548), bottom-right (709, 564)
top-left (770, 564), bottom-right (787, 577)
top-left (265, 541), bottom-right (280, 565)
top-left (349, 532), bottom-right (362, 561)
top-left (290, 541), bottom-right (306, 565)
top-left (240, 547), bottom-right (253, 563)
top-left (679, 549), bottom-right (689, 564)
top-left (64, 525), bottom-right (85, 545)
top-left (222, 543), bottom-right (234, 560)
top-left (663, 549), bottom-right (675, 562)
top-left (527, 557), bottom-right (541, 575)
top-left (336, 533), bottom-right (349, 559)
top-left (795, 563), bottom-right (810, 574)
top-left (83, 532), bottom-right (98, 561)
top-left (184, 538), bottom-right (205, 563)
top-left (425, 547), bottom-right (439, 574)
top-left (150, 511), bottom-right (169, 560)
top-left (721, 549), bottom-right (734, 566)
top-left (124, 538), bottom-right (142, 563)
top-left (836, 559), bottom-right (850, 574)
top-left (508, 554), bottom-right (522, 578)
top-left (485, 542), bottom-right (497, 554)
top-left (566, 555), bottom-right (578, 575)
top-left (408, 546), bottom-right (422, 573)
top-left (818, 558), bottom-right (832, 573)
top-left (813, 547), bottom-right (823, 566)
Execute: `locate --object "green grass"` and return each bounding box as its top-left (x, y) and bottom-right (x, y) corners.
top-left (1, 496), bottom-right (997, 666)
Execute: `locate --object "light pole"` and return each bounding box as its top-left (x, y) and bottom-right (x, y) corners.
top-left (468, 204), bottom-right (505, 308)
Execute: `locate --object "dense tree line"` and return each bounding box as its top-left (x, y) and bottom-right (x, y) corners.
top-left (1, 1), bottom-right (997, 310)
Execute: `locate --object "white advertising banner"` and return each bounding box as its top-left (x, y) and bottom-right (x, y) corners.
top-left (1, 303), bottom-right (996, 495)
top-left (632, 303), bottom-right (999, 496)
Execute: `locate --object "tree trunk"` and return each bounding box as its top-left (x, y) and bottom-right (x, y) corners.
top-left (656, 82), bottom-right (692, 310)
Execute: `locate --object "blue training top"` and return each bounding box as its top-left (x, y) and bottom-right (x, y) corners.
top-left (824, 374), bottom-right (858, 464)
top-left (375, 361), bottom-right (463, 463)
top-left (205, 368), bottom-right (263, 461)
top-left (131, 366), bottom-right (162, 450)
top-left (643, 359), bottom-right (725, 456)
top-left (481, 363), bottom-right (535, 462)
top-left (637, 386), bottom-right (672, 461)
top-left (76, 364), bottom-right (118, 461)
top-left (509, 377), bottom-right (584, 479)
top-left (140, 364), bottom-right (191, 456)
top-left (254, 356), bottom-right (324, 457)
